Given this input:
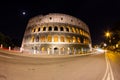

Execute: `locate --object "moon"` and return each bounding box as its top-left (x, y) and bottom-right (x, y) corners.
top-left (22, 11), bottom-right (26, 15)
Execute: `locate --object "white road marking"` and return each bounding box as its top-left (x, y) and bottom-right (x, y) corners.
top-left (102, 53), bottom-right (114, 80)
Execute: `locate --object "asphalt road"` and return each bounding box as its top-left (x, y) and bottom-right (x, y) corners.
top-left (107, 51), bottom-right (120, 80)
top-left (0, 51), bottom-right (119, 80)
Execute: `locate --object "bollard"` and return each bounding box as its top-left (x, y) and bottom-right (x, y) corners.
top-left (1, 44), bottom-right (3, 48)
top-left (33, 50), bottom-right (36, 54)
top-left (9, 46), bottom-right (11, 51)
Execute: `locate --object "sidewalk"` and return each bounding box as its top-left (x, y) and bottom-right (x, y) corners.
top-left (0, 48), bottom-right (91, 58)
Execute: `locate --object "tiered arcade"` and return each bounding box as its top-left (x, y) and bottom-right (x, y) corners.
top-left (21, 13), bottom-right (92, 55)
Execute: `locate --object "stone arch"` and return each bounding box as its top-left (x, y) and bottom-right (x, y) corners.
top-left (54, 47), bottom-right (59, 55)
top-left (47, 35), bottom-right (52, 42)
top-left (40, 47), bottom-right (46, 54)
top-left (60, 26), bottom-right (64, 31)
top-left (54, 26), bottom-right (58, 31)
top-left (72, 27), bottom-right (76, 33)
top-left (73, 36), bottom-right (76, 43)
top-left (76, 28), bottom-right (79, 33)
top-left (36, 36), bottom-right (39, 42)
top-left (43, 27), bottom-right (46, 31)
top-left (40, 36), bottom-right (46, 42)
top-left (32, 28), bottom-right (36, 33)
top-left (41, 47), bottom-right (45, 51)
top-left (66, 27), bottom-right (69, 32)
top-left (60, 35), bottom-right (65, 42)
top-left (60, 47), bottom-right (65, 55)
top-left (80, 29), bottom-right (83, 35)
top-left (77, 37), bottom-right (81, 43)
top-left (54, 35), bottom-right (58, 42)
top-left (66, 36), bottom-right (71, 43)
top-left (47, 47), bottom-right (52, 55)
top-left (48, 26), bottom-right (52, 31)
top-left (38, 27), bottom-right (40, 32)
top-left (67, 47), bottom-right (71, 54)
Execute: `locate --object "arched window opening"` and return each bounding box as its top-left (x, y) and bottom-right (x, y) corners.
top-left (80, 29), bottom-right (82, 35)
top-left (54, 47), bottom-right (59, 54)
top-left (41, 47), bottom-right (45, 51)
top-left (35, 28), bottom-right (38, 32)
top-left (77, 37), bottom-right (81, 43)
top-left (82, 31), bottom-right (85, 36)
top-left (72, 27), bottom-right (76, 33)
top-left (73, 36), bottom-right (76, 43)
top-left (76, 28), bottom-right (79, 33)
top-left (72, 47), bottom-right (74, 54)
top-left (38, 27), bottom-right (40, 32)
top-left (36, 36), bottom-right (39, 42)
top-left (43, 27), bottom-right (46, 31)
top-left (67, 47), bottom-right (71, 54)
top-left (47, 48), bottom-right (52, 54)
top-left (54, 47), bottom-right (58, 50)
top-left (60, 27), bottom-right (64, 31)
top-left (60, 36), bottom-right (65, 42)
top-left (66, 27), bottom-right (69, 32)
top-left (84, 39), bottom-right (89, 44)
top-left (47, 35), bottom-right (52, 42)
top-left (48, 26), bottom-right (52, 31)
top-left (61, 48), bottom-right (64, 51)
top-left (32, 28), bottom-right (36, 32)
top-left (54, 26), bottom-right (58, 31)
top-left (40, 36), bottom-right (46, 42)
top-left (34, 46), bottom-right (37, 50)
top-left (87, 40), bottom-right (90, 44)
top-left (86, 33), bottom-right (89, 38)
top-left (68, 47), bottom-right (70, 51)
top-left (66, 36), bottom-right (71, 43)
top-left (83, 39), bottom-right (86, 44)
top-left (60, 47), bottom-right (65, 54)
top-left (34, 28), bottom-right (36, 32)
top-left (54, 35), bottom-right (58, 42)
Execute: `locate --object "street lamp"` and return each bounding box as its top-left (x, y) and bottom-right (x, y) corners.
top-left (105, 31), bottom-right (111, 38)
top-left (105, 31), bottom-right (112, 50)
top-left (105, 31), bottom-right (112, 42)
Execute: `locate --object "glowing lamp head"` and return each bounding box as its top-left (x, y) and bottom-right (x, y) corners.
top-left (105, 31), bottom-right (111, 38)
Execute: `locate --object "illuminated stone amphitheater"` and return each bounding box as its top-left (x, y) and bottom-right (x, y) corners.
top-left (21, 13), bottom-right (92, 55)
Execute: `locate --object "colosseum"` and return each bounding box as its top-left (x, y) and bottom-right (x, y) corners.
top-left (21, 13), bottom-right (92, 55)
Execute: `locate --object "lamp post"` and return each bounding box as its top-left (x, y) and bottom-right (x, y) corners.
top-left (105, 31), bottom-right (112, 49)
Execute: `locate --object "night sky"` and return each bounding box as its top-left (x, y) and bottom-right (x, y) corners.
top-left (0, 0), bottom-right (120, 46)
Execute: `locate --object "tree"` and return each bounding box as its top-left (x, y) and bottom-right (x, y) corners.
top-left (0, 32), bottom-right (14, 48)
top-left (110, 22), bottom-right (120, 47)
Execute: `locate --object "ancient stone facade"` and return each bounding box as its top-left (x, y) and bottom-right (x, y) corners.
top-left (21, 13), bottom-right (92, 55)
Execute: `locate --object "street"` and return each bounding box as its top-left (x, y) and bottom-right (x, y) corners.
top-left (107, 51), bottom-right (120, 80)
top-left (0, 50), bottom-right (120, 80)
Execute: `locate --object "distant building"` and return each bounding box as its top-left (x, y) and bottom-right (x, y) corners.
top-left (21, 13), bottom-right (92, 55)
